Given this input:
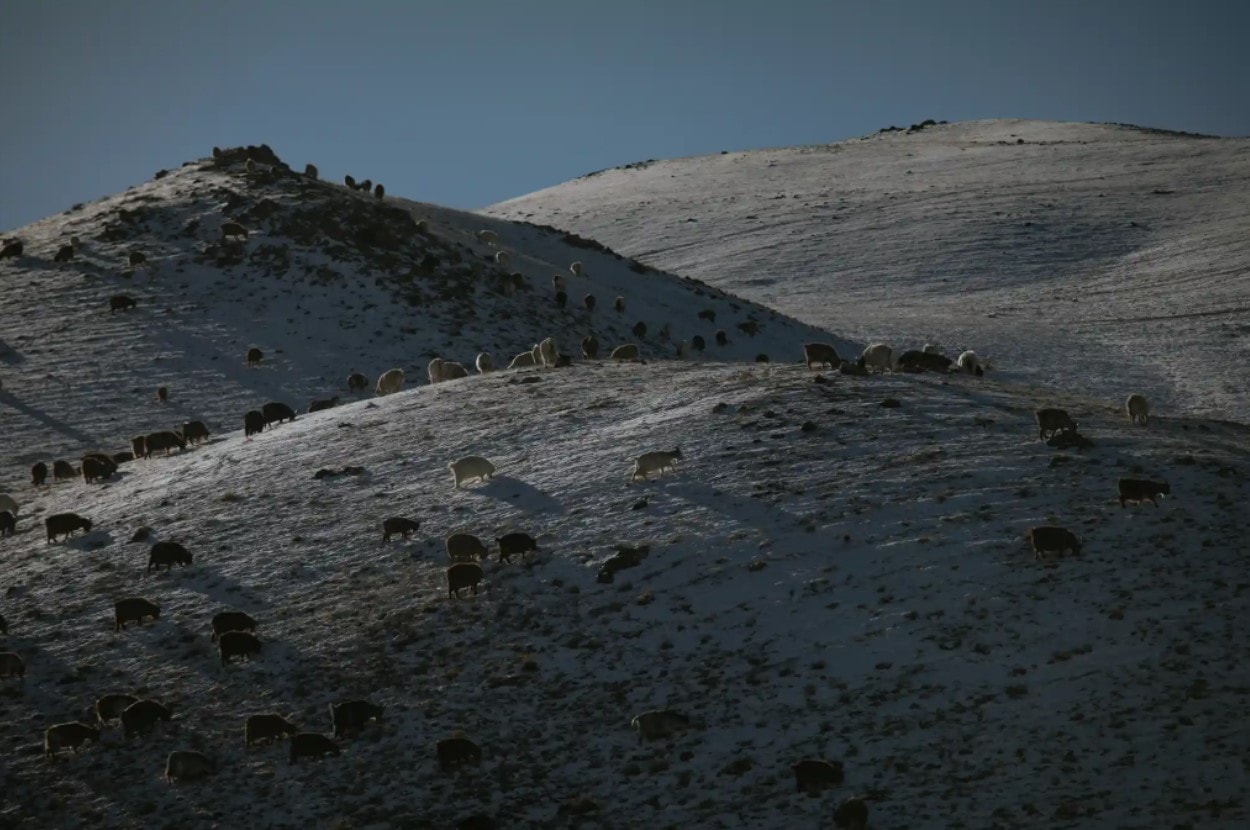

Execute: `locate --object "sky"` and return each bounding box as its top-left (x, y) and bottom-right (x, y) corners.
top-left (1, 0), bottom-right (1246, 232)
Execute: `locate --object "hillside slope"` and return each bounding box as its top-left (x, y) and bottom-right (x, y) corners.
top-left (485, 120), bottom-right (1250, 422)
top-left (1, 361), bottom-right (1247, 828)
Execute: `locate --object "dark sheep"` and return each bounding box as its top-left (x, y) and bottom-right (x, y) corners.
top-left (221, 221), bottom-right (249, 242)
top-left (262, 401), bottom-right (296, 426)
top-left (211, 610), bottom-right (257, 642)
top-left (246, 347), bottom-right (264, 367)
top-left (131, 435), bottom-right (146, 458)
top-left (382, 517), bottom-right (421, 543)
top-left (148, 541), bottom-right (192, 573)
top-left (698, 309), bottom-right (716, 323)
top-left (834, 796), bottom-right (869, 830)
top-left (219, 630), bottom-right (262, 666)
top-left (166, 750), bottom-right (215, 783)
top-left (121, 699), bottom-right (172, 739)
top-left (344, 174), bottom-right (356, 189)
top-left (715, 330), bottom-right (728, 347)
top-left (584, 294), bottom-right (596, 312)
top-left (46, 512), bottom-right (92, 543)
top-left (31, 461), bottom-right (48, 486)
top-left (359, 179), bottom-right (372, 192)
top-left (54, 244), bottom-right (75, 263)
top-left (803, 343), bottom-right (838, 369)
top-left (304, 163), bottom-right (318, 179)
top-left (44, 722), bottom-right (100, 760)
top-left (156, 385), bottom-right (169, 402)
top-left (308, 396), bottom-right (340, 413)
top-left (755, 353), bottom-right (769, 363)
top-left (290, 732), bottom-right (341, 763)
top-left (246, 713), bottom-right (298, 746)
top-left (613, 296), bottom-right (626, 313)
top-left (115, 597), bottom-right (160, 631)
top-left (212, 146), bottom-right (222, 158)
top-left (738, 320), bottom-right (759, 337)
top-left (95, 693), bottom-right (139, 725)
top-left (497, 531), bottom-right (538, 564)
top-left (109, 294), bottom-right (137, 313)
top-left (144, 430), bottom-right (186, 457)
top-left (1026, 525), bottom-right (1081, 561)
top-left (112, 451), bottom-right (135, 464)
top-left (53, 459), bottom-right (77, 481)
top-left (446, 532), bottom-right (489, 562)
top-left (244, 410), bottom-right (265, 437)
top-left (374, 183), bottom-right (385, 199)
top-left (330, 700), bottom-right (385, 739)
top-left (0, 511), bottom-right (14, 537)
top-left (792, 758), bottom-right (844, 795)
top-left (128, 251), bottom-right (147, 268)
top-left (0, 240), bottom-right (24, 259)
top-left (581, 335), bottom-right (599, 359)
top-left (182, 420), bottom-right (211, 445)
top-left (691, 335), bottom-right (706, 352)
top-left (896, 350), bottom-right (953, 373)
top-left (555, 290), bottom-right (567, 309)
top-left (1035, 408), bottom-right (1078, 440)
top-left (81, 455), bottom-right (116, 484)
top-left (1118, 478), bottom-right (1171, 508)
top-left (447, 563), bottom-right (485, 598)
top-left (0, 651), bottom-right (25, 679)
top-left (347, 371), bottom-right (369, 392)
top-left (630, 709), bottom-right (692, 744)
top-left (632, 321), bottom-right (647, 339)
top-left (437, 737), bottom-right (482, 773)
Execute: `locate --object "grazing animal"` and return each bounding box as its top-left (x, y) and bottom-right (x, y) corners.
top-left (569, 261), bottom-right (584, 276)
top-left (219, 630), bottom-right (262, 666)
top-left (246, 347), bottom-right (264, 366)
top-left (610, 343), bottom-right (640, 362)
top-left (581, 335), bottom-right (600, 359)
top-left (375, 368), bottom-right (405, 395)
top-left (476, 229), bottom-right (498, 245)
top-left (613, 296), bottom-right (625, 313)
top-left (382, 517), bottom-right (421, 543)
top-left (112, 451), bottom-right (135, 465)
top-left (80, 454), bottom-right (117, 483)
top-left (246, 713), bottom-right (298, 746)
top-left (156, 385), bottom-right (169, 402)
top-left (128, 251), bottom-right (147, 268)
top-left (308, 396), bottom-right (340, 413)
top-left (144, 430), bottom-right (186, 457)
top-left (182, 420), bottom-right (210, 445)
top-left (538, 337), bottom-right (559, 367)
top-left (0, 239), bottom-right (24, 258)
top-left (896, 349), bottom-right (953, 372)
top-left (221, 221), bottom-right (249, 242)
top-left (447, 563), bottom-right (485, 598)
top-left (631, 448), bottom-right (682, 481)
top-left (122, 699), bottom-right (172, 739)
top-left (290, 732), bottom-right (341, 763)
top-left (347, 371), bottom-right (369, 392)
top-left (698, 309), bottom-right (716, 323)
top-left (583, 293), bottom-right (596, 312)
top-left (344, 174), bottom-right (356, 189)
top-left (115, 598), bottom-right (160, 631)
top-left (923, 343), bottom-right (944, 354)
top-left (211, 610), bottom-right (258, 642)
top-left (495, 251), bottom-right (510, 269)
top-left (31, 462), bottom-right (48, 486)
top-left (131, 435), bottom-right (146, 457)
top-left (1126, 393), bottom-right (1150, 425)
top-left (304, 163), bottom-right (318, 179)
top-left (552, 274), bottom-right (565, 292)
top-left (447, 533), bottom-right (489, 562)
top-left (359, 178), bottom-right (372, 192)
top-left (507, 351), bottom-right (537, 369)
top-left (244, 410), bottom-right (265, 437)
top-left (555, 290), bottom-right (567, 309)
top-left (475, 352), bottom-right (494, 373)
top-left (834, 796), bottom-right (869, 830)
top-left (957, 349), bottom-right (985, 376)
top-left (44, 722), bottom-right (100, 761)
top-left (109, 294), bottom-right (137, 313)
top-left (0, 511), bottom-right (14, 537)
top-left (1118, 478), bottom-right (1170, 508)
top-left (330, 700), bottom-right (385, 739)
top-left (0, 493), bottom-right (17, 515)
top-left (630, 710), bottom-right (693, 744)
top-left (148, 541), bottom-right (192, 572)
top-left (756, 353), bottom-right (770, 363)
top-left (496, 532), bottom-right (538, 564)
top-left (0, 651), bottom-right (25, 680)
top-left (45, 512), bottom-right (92, 543)
top-left (166, 750), bottom-right (215, 783)
top-left (245, 158), bottom-right (256, 174)
top-left (374, 183), bottom-right (385, 199)
top-left (428, 357), bottom-right (470, 383)
top-left (262, 401), bottom-right (296, 426)
top-left (449, 456), bottom-right (495, 489)
top-left (437, 737), bottom-right (482, 773)
top-left (859, 343), bottom-right (893, 373)
top-left (1026, 526), bottom-right (1082, 561)
top-left (692, 335), bottom-right (706, 352)
top-left (54, 244), bottom-right (75, 262)
top-left (632, 321), bottom-right (647, 339)
top-left (715, 329), bottom-right (728, 347)
top-left (804, 343), bottom-right (840, 370)
top-left (792, 759), bottom-right (844, 795)
top-left (95, 693), bottom-right (140, 725)
top-left (53, 459), bottom-right (76, 481)
top-left (1035, 408), bottom-right (1078, 440)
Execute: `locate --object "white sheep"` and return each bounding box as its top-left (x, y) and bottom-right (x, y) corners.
top-left (448, 455), bottom-right (496, 489)
top-left (570, 261), bottom-right (584, 277)
top-left (508, 351), bottom-right (537, 369)
top-left (922, 343), bottom-right (943, 355)
top-left (414, 218), bottom-right (429, 232)
top-left (495, 251), bottom-right (510, 270)
top-left (441, 361), bottom-right (469, 380)
top-left (630, 448), bottom-right (682, 482)
top-left (375, 368), bottom-right (405, 395)
top-left (610, 343), bottom-right (640, 361)
top-left (859, 343), bottom-right (893, 373)
top-left (538, 337), bottom-right (559, 368)
top-left (475, 352), bottom-right (494, 373)
top-left (956, 350), bottom-right (984, 376)
top-left (0, 493), bottom-right (18, 516)
top-left (1126, 393), bottom-right (1150, 425)
top-left (428, 357), bottom-right (445, 385)
top-left (476, 229), bottom-right (498, 246)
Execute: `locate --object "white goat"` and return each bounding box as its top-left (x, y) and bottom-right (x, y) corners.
top-left (956, 350), bottom-right (984, 376)
top-left (476, 229), bottom-right (498, 246)
top-left (1126, 393), bottom-right (1150, 425)
top-left (538, 337), bottom-right (559, 368)
top-left (375, 368), bottom-right (405, 395)
top-left (0, 493), bottom-right (18, 516)
top-left (859, 343), bottom-right (893, 373)
top-left (630, 448), bottom-right (682, 482)
top-left (441, 361), bottom-right (469, 380)
top-left (610, 344), bottom-right (640, 362)
top-left (475, 352), bottom-right (494, 373)
top-left (428, 357), bottom-right (445, 385)
top-left (448, 455), bottom-right (496, 489)
top-left (508, 351), bottom-right (537, 369)
top-left (922, 343), bottom-right (943, 355)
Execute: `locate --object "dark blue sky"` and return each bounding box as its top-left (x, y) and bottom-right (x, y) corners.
top-left (2, 0), bottom-right (1245, 231)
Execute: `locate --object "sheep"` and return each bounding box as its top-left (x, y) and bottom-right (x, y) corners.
top-left (122, 699), bottom-right (172, 739)
top-left (738, 320), bottom-right (760, 337)
top-left (44, 722), bottom-right (100, 761)
top-left (221, 221), bottom-right (249, 243)
top-left (1035, 408), bottom-right (1078, 440)
top-left (1026, 525), bottom-right (1081, 561)
top-left (555, 290), bottom-right (567, 309)
top-left (382, 517), bottom-right (421, 543)
top-left (144, 430), bottom-right (187, 457)
top-left (1118, 478), bottom-right (1170, 508)
top-left (583, 294), bottom-right (596, 312)
top-left (610, 343), bottom-right (640, 362)
top-left (630, 710), bottom-right (693, 744)
top-left (447, 533), bottom-right (489, 563)
top-left (347, 371), bottom-right (369, 392)
top-left (1126, 393), bottom-right (1150, 425)
top-left (81, 455), bottom-right (117, 483)
top-left (803, 343), bottom-right (840, 370)
top-left (31, 462), bottom-right (48, 486)
top-left (792, 758), bottom-right (844, 795)
top-left (109, 294), bottom-right (137, 313)
top-left (0, 651), bottom-right (25, 680)
top-left (308, 396), bottom-right (339, 412)
top-left (128, 251), bottom-right (147, 268)
top-left (244, 410), bottom-right (265, 437)
top-left (475, 229), bottom-right (498, 246)
top-left (290, 732), bottom-right (341, 763)
top-left (449, 455), bottom-right (495, 489)
top-left (0, 239), bottom-right (24, 258)
top-left (834, 796), bottom-right (869, 830)
top-left (344, 174), bottom-right (356, 188)
top-left (95, 693), bottom-right (139, 725)
top-left (429, 357), bottom-right (470, 383)
top-left (437, 737), bottom-right (482, 773)
top-left (508, 351), bottom-right (537, 369)
top-left (632, 321), bottom-right (647, 339)
top-left (581, 335), bottom-right (600, 359)
top-left (0, 511), bottom-right (14, 537)
top-left (692, 335), bottom-right (706, 352)
top-left (414, 218), bottom-right (429, 232)
top-left (496, 531), bottom-right (538, 564)
top-left (114, 597), bottom-right (160, 631)
top-left (613, 296), bottom-right (625, 313)
top-left (156, 385), bottom-right (169, 402)
top-left (552, 274), bottom-right (565, 292)
top-left (304, 163), bottom-right (318, 179)
top-left (475, 352), bottom-right (494, 373)
top-left (538, 337), bottom-right (559, 367)
top-left (596, 544), bottom-right (650, 583)
top-left (956, 349), bottom-right (984, 376)
top-left (246, 347), bottom-right (264, 366)
top-left (46, 512), bottom-right (92, 543)
top-left (166, 750), bottom-right (215, 783)
top-left (330, 700), bottom-right (385, 739)
top-left (131, 435), bottom-right (146, 457)
top-left (245, 158), bottom-right (256, 174)
top-left (0, 493), bottom-right (17, 515)
top-left (148, 541), bottom-right (192, 573)
top-left (923, 343), bottom-right (943, 355)
top-left (374, 183), bottom-right (385, 199)
top-left (262, 401), bottom-right (296, 426)
top-left (211, 610), bottom-right (257, 642)
top-left (569, 261), bottom-right (584, 276)
top-left (859, 343), bottom-right (893, 373)
top-left (631, 448), bottom-right (682, 482)
top-left (359, 178), bottom-right (372, 192)
top-left (676, 340), bottom-right (690, 359)
top-left (756, 353), bottom-right (770, 363)
top-left (219, 630), bottom-right (262, 666)
top-left (376, 368), bottom-right (405, 395)
top-left (182, 420), bottom-right (210, 445)
top-left (448, 563), bottom-right (485, 598)
top-left (246, 713), bottom-right (298, 746)
top-left (53, 459), bottom-right (76, 481)
top-left (896, 350), bottom-right (953, 372)
top-left (112, 451), bottom-right (135, 465)
top-left (494, 251), bottom-right (510, 269)
top-left (715, 329), bottom-right (728, 347)
top-left (698, 309), bottom-right (716, 323)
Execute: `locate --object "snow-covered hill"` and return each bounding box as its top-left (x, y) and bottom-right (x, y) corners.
top-left (485, 119), bottom-right (1250, 423)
